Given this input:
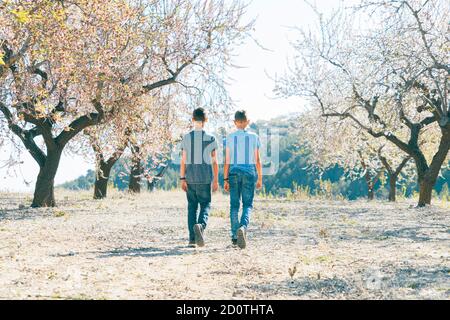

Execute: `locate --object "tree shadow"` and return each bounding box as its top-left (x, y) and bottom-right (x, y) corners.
top-left (359, 226), bottom-right (449, 242)
top-left (388, 266), bottom-right (450, 290)
top-left (379, 228), bottom-right (432, 242)
top-left (0, 208), bottom-right (50, 221)
top-left (244, 276), bottom-right (354, 298)
top-left (242, 265), bottom-right (449, 299)
top-left (96, 245), bottom-right (222, 258)
top-left (51, 244), bottom-right (221, 259)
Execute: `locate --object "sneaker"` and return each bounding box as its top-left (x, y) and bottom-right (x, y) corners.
top-left (194, 224), bottom-right (205, 247)
top-left (237, 227), bottom-right (247, 249)
top-left (231, 239), bottom-right (238, 246)
top-left (188, 241), bottom-right (196, 248)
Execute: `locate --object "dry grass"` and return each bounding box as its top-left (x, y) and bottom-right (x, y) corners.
top-left (0, 189), bottom-right (448, 300)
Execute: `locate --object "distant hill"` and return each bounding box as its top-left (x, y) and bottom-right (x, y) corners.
top-left (60, 169), bottom-right (96, 190)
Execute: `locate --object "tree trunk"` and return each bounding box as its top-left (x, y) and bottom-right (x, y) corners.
top-left (418, 177), bottom-right (434, 207)
top-left (416, 127), bottom-right (449, 207)
top-left (416, 164), bottom-right (438, 207)
top-left (146, 164), bottom-right (168, 192)
top-left (91, 139), bottom-right (127, 200)
top-left (413, 141), bottom-right (447, 207)
top-left (31, 149), bottom-right (62, 207)
top-left (147, 180), bottom-right (156, 192)
top-left (388, 174), bottom-right (397, 202)
top-left (364, 171), bottom-right (382, 201)
top-left (378, 151), bottom-right (411, 203)
top-left (94, 161), bottom-right (113, 200)
top-left (129, 146), bottom-right (143, 193)
top-left (129, 162), bottom-right (143, 193)
top-left (368, 185), bottom-right (375, 201)
top-left (359, 153), bottom-right (383, 201)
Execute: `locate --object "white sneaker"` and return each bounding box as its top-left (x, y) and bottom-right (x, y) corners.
top-left (237, 227), bottom-right (247, 249)
top-left (194, 224), bottom-right (205, 247)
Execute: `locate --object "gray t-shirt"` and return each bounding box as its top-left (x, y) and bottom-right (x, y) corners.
top-left (181, 130), bottom-right (218, 185)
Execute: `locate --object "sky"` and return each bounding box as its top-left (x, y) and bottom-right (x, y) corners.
top-left (0, 0), bottom-right (343, 192)
top-left (225, 0), bottom-right (310, 121)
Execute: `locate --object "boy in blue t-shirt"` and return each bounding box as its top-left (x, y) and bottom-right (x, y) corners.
top-left (224, 110), bottom-right (262, 249)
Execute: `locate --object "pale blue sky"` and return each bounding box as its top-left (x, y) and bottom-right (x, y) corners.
top-left (226, 0), bottom-right (309, 121)
top-left (0, 0), bottom-right (343, 191)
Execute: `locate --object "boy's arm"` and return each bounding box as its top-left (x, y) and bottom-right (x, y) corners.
top-left (211, 150), bottom-right (219, 192)
top-left (224, 147), bottom-right (230, 192)
top-left (255, 148), bottom-right (262, 189)
top-left (180, 150), bottom-right (188, 192)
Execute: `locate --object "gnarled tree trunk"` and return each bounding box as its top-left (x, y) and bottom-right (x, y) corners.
top-left (367, 184), bottom-right (375, 201)
top-left (359, 153), bottom-right (384, 201)
top-left (378, 152), bottom-right (411, 203)
top-left (92, 143), bottom-right (126, 200)
top-left (129, 161), bottom-right (143, 193)
top-left (418, 177), bottom-right (434, 206)
top-left (146, 163), bottom-right (169, 192)
top-left (366, 175), bottom-right (379, 201)
top-left (129, 145), bottom-right (143, 193)
top-left (388, 176), bottom-right (397, 202)
top-left (94, 161), bottom-right (114, 199)
top-left (32, 148), bottom-right (63, 207)
top-left (414, 126), bottom-right (449, 207)
top-left (364, 170), bottom-right (383, 201)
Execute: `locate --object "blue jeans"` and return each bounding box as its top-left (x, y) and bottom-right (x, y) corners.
top-left (229, 173), bottom-right (256, 239)
top-left (186, 184), bottom-right (211, 242)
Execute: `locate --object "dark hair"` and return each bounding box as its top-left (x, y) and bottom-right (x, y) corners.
top-left (234, 110), bottom-right (248, 121)
top-left (193, 108), bottom-right (207, 122)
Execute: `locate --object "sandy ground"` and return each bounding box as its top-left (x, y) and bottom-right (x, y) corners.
top-left (0, 190), bottom-right (448, 300)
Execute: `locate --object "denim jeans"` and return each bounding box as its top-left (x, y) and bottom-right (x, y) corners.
top-left (229, 173), bottom-right (256, 239)
top-left (186, 184), bottom-right (211, 242)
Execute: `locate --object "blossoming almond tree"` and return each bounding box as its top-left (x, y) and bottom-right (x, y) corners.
top-left (0, 0), bottom-right (151, 207)
top-left (126, 104), bottom-right (181, 194)
top-left (0, 0), bottom-right (249, 207)
top-left (297, 111), bottom-right (413, 201)
top-left (299, 114), bottom-right (383, 200)
top-left (276, 0), bottom-right (449, 207)
top-left (85, 90), bottom-right (187, 198)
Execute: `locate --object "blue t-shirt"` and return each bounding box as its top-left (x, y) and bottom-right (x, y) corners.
top-left (226, 129), bottom-right (260, 177)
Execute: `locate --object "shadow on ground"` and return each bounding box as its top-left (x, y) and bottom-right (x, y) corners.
top-left (388, 266), bottom-right (450, 290)
top-left (243, 276), bottom-right (356, 298)
top-left (97, 246), bottom-right (212, 258)
top-left (241, 265), bottom-right (450, 299)
top-left (52, 245), bottom-right (225, 259)
top-left (355, 226), bottom-right (449, 242)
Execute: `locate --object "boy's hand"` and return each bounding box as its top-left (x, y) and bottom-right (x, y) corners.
top-left (212, 180), bottom-right (219, 192)
top-left (224, 181), bottom-right (230, 193)
top-left (181, 180), bottom-right (188, 192)
top-left (256, 178), bottom-right (263, 190)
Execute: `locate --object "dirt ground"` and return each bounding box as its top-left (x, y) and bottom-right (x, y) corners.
top-left (0, 190), bottom-right (448, 300)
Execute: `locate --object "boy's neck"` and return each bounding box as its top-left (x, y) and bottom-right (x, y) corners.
top-left (236, 126), bottom-right (247, 131)
top-left (194, 122), bottom-right (205, 130)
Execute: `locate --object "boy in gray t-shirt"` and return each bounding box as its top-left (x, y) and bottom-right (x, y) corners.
top-left (180, 108), bottom-right (219, 248)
